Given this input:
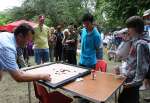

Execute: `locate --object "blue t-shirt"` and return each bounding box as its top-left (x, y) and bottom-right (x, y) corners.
top-left (0, 32), bottom-right (18, 72)
top-left (79, 27), bottom-right (101, 68)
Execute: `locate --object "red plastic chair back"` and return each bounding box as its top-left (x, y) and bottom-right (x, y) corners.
top-left (33, 82), bottom-right (73, 103)
top-left (48, 91), bottom-right (73, 103)
top-left (33, 81), bottom-right (49, 103)
top-left (95, 60), bottom-right (107, 72)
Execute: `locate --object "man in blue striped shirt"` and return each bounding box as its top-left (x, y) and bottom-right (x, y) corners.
top-left (0, 23), bottom-right (51, 82)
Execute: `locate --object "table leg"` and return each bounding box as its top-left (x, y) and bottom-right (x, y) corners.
top-left (115, 87), bottom-right (122, 103)
top-left (115, 92), bottom-right (117, 103)
top-left (28, 82), bottom-right (31, 103)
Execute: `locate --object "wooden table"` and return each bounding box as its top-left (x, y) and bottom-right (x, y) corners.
top-left (23, 63), bottom-right (90, 103)
top-left (63, 72), bottom-right (125, 103)
top-left (24, 64), bottom-right (125, 103)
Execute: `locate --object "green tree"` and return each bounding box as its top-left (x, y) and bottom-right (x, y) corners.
top-left (0, 12), bottom-right (12, 25)
top-left (7, 0), bottom-right (86, 27)
top-left (95, 0), bottom-right (150, 31)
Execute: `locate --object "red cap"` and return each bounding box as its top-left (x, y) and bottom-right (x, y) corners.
top-left (39, 15), bottom-right (45, 20)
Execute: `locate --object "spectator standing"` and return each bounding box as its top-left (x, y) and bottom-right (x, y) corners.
top-left (62, 29), bottom-right (70, 62)
top-left (33, 15), bottom-right (49, 64)
top-left (55, 25), bottom-right (63, 61)
top-left (62, 25), bottom-right (78, 65)
top-left (79, 13), bottom-right (101, 69)
top-left (48, 27), bottom-right (57, 62)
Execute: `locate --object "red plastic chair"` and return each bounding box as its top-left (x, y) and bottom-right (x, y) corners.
top-left (95, 60), bottom-right (107, 72)
top-left (33, 82), bottom-right (73, 103)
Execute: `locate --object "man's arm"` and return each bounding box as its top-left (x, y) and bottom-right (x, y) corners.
top-left (65, 39), bottom-right (75, 43)
top-left (9, 69), bottom-right (51, 82)
top-left (134, 44), bottom-right (148, 82)
top-left (1, 48), bottom-right (51, 82)
top-left (94, 34), bottom-right (101, 51)
top-left (67, 33), bottom-right (78, 43)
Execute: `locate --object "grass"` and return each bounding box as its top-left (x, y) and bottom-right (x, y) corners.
top-left (0, 54), bottom-right (149, 103)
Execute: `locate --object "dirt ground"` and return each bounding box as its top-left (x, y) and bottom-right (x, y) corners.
top-left (0, 56), bottom-right (150, 103)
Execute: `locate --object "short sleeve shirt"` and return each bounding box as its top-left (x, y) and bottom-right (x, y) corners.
top-left (0, 32), bottom-right (18, 72)
top-left (34, 25), bottom-right (49, 49)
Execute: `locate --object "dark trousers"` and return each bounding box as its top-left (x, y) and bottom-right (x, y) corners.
top-left (65, 50), bottom-right (77, 65)
top-left (79, 64), bottom-right (95, 69)
top-left (145, 65), bottom-right (150, 79)
top-left (62, 48), bottom-right (77, 65)
top-left (118, 86), bottom-right (140, 103)
top-left (55, 45), bottom-right (62, 61)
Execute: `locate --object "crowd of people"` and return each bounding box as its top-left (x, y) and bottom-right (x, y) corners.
top-left (20, 14), bottom-right (103, 67)
top-left (0, 10), bottom-right (150, 103)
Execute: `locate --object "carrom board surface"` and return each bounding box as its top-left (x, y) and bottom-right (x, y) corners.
top-left (25, 63), bottom-right (90, 88)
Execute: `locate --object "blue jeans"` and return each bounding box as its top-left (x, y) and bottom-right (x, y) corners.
top-left (34, 48), bottom-right (49, 64)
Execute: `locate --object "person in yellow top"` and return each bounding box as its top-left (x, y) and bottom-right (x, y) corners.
top-left (33, 15), bottom-right (49, 64)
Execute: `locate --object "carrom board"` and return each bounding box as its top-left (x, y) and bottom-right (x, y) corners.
top-left (25, 63), bottom-right (90, 88)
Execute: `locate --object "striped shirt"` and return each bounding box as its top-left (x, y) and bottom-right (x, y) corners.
top-left (0, 32), bottom-right (18, 72)
top-left (123, 34), bottom-right (150, 86)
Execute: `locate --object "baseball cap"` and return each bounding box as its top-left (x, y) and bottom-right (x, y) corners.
top-left (39, 15), bottom-right (45, 20)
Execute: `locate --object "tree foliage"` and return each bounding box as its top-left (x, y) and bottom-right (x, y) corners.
top-left (95, 0), bottom-right (150, 31)
top-left (0, 12), bottom-right (13, 25)
top-left (7, 0), bottom-right (86, 26)
top-left (0, 0), bottom-right (150, 31)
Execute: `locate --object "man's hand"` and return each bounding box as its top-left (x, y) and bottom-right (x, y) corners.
top-left (10, 70), bottom-right (51, 82)
top-left (41, 74), bottom-right (51, 82)
top-left (123, 83), bottom-right (132, 88)
top-left (66, 40), bottom-right (75, 43)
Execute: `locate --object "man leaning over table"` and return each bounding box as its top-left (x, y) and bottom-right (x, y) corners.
top-left (0, 23), bottom-right (51, 82)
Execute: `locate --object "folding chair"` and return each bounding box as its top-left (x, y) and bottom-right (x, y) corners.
top-left (33, 81), bottom-right (73, 103)
top-left (95, 60), bottom-right (107, 72)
